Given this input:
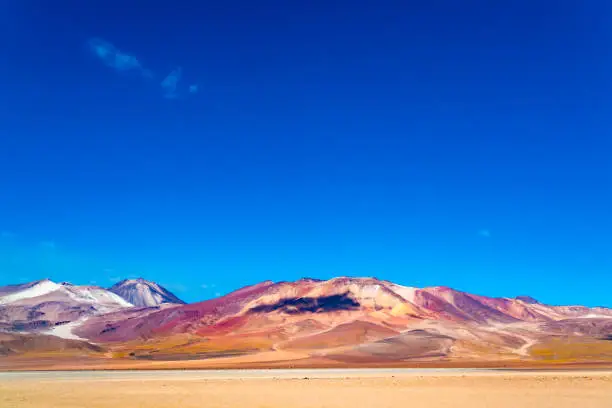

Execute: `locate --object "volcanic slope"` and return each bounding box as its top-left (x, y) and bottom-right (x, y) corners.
top-left (71, 277), bottom-right (612, 363)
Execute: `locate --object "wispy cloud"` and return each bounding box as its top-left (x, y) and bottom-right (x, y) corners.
top-left (160, 68), bottom-right (198, 99)
top-left (214, 292), bottom-right (221, 297)
top-left (478, 229), bottom-right (491, 238)
top-left (87, 38), bottom-right (151, 77)
top-left (0, 230), bottom-right (14, 239)
top-left (87, 37), bottom-right (197, 99)
top-left (39, 240), bottom-right (56, 249)
top-left (161, 67), bottom-right (181, 98)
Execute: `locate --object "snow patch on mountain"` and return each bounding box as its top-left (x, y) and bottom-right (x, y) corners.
top-left (387, 283), bottom-right (418, 303)
top-left (45, 318), bottom-right (90, 341)
top-left (0, 280), bottom-right (61, 305)
top-left (63, 285), bottom-right (133, 309)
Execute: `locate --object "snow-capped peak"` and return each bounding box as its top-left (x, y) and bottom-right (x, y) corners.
top-left (108, 278), bottom-right (185, 307)
top-left (61, 284), bottom-right (134, 308)
top-left (0, 279), bottom-right (61, 305)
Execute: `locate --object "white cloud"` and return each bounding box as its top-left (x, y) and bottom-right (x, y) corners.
top-left (88, 38), bottom-right (146, 74)
top-left (214, 292), bottom-right (221, 297)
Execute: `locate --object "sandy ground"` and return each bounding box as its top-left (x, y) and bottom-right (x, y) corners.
top-left (3, 350), bottom-right (612, 371)
top-left (1, 369), bottom-right (611, 408)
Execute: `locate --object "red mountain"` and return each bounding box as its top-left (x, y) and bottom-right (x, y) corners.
top-left (3, 277), bottom-right (612, 366)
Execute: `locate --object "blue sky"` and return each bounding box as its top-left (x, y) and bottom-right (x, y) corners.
top-left (1, 1), bottom-right (611, 306)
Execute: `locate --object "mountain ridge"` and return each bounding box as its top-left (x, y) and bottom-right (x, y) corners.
top-left (2, 276), bottom-right (612, 366)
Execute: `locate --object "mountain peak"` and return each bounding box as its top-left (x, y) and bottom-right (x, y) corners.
top-left (516, 295), bottom-right (540, 304)
top-left (108, 278), bottom-right (185, 307)
top-left (115, 277), bottom-right (147, 285)
top-left (296, 277), bottom-right (323, 283)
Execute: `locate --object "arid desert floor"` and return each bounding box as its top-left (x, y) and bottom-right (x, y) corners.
top-left (1, 369), bottom-right (611, 408)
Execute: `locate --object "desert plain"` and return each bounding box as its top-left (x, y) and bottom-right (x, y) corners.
top-left (1, 368), bottom-right (612, 408)
top-left (3, 278), bottom-right (612, 407)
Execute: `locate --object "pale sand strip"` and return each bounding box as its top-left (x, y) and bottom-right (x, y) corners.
top-left (1, 367), bottom-right (611, 381)
top-left (1, 370), bottom-right (611, 408)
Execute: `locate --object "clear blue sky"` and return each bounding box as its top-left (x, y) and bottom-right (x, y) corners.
top-left (1, 1), bottom-right (610, 306)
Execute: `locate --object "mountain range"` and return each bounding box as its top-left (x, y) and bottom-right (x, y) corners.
top-left (1, 277), bottom-right (611, 368)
